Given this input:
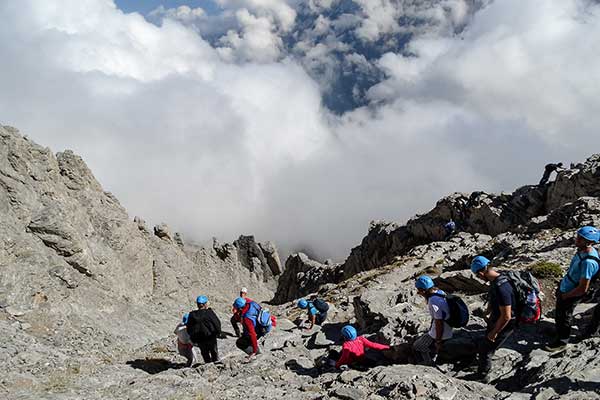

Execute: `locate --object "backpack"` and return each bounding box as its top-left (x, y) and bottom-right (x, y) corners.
top-left (498, 271), bottom-right (542, 324)
top-left (244, 302), bottom-right (272, 334)
top-left (186, 309), bottom-right (219, 343)
top-left (311, 298), bottom-right (329, 313)
top-left (258, 309), bottom-right (273, 329)
top-left (430, 292), bottom-right (469, 328)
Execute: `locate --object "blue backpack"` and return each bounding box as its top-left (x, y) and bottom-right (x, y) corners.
top-left (244, 301), bottom-right (272, 333)
top-left (258, 309), bottom-right (272, 333)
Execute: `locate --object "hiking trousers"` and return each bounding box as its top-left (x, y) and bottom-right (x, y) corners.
top-left (198, 337), bottom-right (219, 363)
top-left (413, 334), bottom-right (437, 366)
top-left (477, 321), bottom-right (515, 374)
top-left (554, 289), bottom-right (584, 343)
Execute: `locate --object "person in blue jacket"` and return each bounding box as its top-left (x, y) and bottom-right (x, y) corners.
top-left (545, 226), bottom-right (600, 352)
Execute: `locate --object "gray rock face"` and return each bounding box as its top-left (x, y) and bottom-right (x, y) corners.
top-left (259, 241), bottom-right (284, 276)
top-left (154, 223), bottom-right (173, 241)
top-left (0, 125), bottom-right (283, 391)
top-left (272, 253), bottom-right (342, 304)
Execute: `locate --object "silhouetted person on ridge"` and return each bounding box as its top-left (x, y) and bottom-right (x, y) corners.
top-left (539, 162), bottom-right (564, 185)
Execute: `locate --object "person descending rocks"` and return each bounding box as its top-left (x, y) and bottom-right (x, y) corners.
top-left (297, 297), bottom-right (329, 330)
top-left (412, 276), bottom-right (453, 366)
top-left (538, 162), bottom-right (564, 186)
top-left (174, 313), bottom-right (197, 367)
top-left (231, 287), bottom-right (252, 337)
top-left (186, 295), bottom-right (222, 363)
top-left (471, 256), bottom-right (516, 383)
top-left (544, 226), bottom-right (600, 352)
top-left (330, 325), bottom-right (390, 370)
top-left (233, 297), bottom-right (274, 359)
top-left (444, 220), bottom-right (456, 240)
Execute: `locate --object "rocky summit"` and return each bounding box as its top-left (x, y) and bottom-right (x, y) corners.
top-left (2, 124), bottom-right (600, 399)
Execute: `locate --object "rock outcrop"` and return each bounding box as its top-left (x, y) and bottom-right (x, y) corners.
top-left (272, 253), bottom-right (342, 304)
top-left (0, 125), bottom-right (282, 375)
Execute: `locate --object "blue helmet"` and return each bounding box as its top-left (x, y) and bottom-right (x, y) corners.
top-left (415, 275), bottom-right (434, 290)
top-left (577, 226), bottom-right (600, 243)
top-left (341, 325), bottom-right (357, 341)
top-left (297, 299), bottom-right (308, 309)
top-left (471, 255), bottom-right (490, 273)
top-left (233, 297), bottom-right (246, 309)
top-left (182, 313), bottom-right (189, 325)
top-left (196, 295), bottom-right (208, 305)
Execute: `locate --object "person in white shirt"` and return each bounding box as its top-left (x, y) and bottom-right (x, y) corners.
top-left (174, 313), bottom-right (197, 367)
top-left (412, 275), bottom-right (453, 365)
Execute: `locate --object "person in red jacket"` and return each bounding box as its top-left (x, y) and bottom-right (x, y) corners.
top-left (232, 297), bottom-right (271, 359)
top-left (334, 325), bottom-right (390, 369)
top-left (230, 288), bottom-right (253, 337)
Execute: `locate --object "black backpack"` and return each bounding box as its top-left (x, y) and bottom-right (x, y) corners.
top-left (430, 292), bottom-right (469, 328)
top-left (186, 309), bottom-right (220, 343)
top-left (311, 298), bottom-right (329, 313)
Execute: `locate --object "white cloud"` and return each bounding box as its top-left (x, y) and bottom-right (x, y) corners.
top-left (217, 8), bottom-right (284, 62)
top-left (1, 0), bottom-right (600, 262)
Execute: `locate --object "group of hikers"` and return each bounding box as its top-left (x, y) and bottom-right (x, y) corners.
top-left (174, 225), bottom-right (600, 384)
top-left (414, 225), bottom-right (600, 383)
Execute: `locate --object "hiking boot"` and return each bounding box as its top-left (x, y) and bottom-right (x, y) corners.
top-left (543, 341), bottom-right (567, 352)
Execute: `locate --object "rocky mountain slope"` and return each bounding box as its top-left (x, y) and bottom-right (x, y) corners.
top-left (2, 124), bottom-right (600, 399)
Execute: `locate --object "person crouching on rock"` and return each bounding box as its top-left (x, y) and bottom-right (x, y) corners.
top-left (174, 313), bottom-right (197, 367)
top-left (231, 287), bottom-right (252, 337)
top-left (331, 325), bottom-right (390, 370)
top-left (544, 226), bottom-right (600, 352)
top-left (297, 298), bottom-right (328, 331)
top-left (412, 276), bottom-right (453, 366)
top-left (233, 297), bottom-right (273, 360)
top-left (186, 295), bottom-right (222, 363)
top-left (471, 256), bottom-right (516, 383)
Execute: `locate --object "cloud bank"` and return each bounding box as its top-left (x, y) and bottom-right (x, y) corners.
top-left (1, 0), bottom-right (600, 261)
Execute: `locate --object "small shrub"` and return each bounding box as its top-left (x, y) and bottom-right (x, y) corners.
top-left (529, 261), bottom-right (563, 279)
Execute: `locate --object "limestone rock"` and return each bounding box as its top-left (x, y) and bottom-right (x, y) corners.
top-left (272, 253), bottom-right (342, 304)
top-left (153, 223), bottom-right (172, 241)
top-left (259, 241), bottom-right (284, 275)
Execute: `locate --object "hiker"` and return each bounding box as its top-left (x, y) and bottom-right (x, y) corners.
top-left (231, 287), bottom-right (252, 337)
top-left (174, 313), bottom-right (197, 367)
top-left (471, 256), bottom-right (516, 383)
top-left (538, 162), bottom-right (564, 186)
top-left (412, 276), bottom-right (453, 366)
top-left (544, 226), bottom-right (600, 352)
top-left (186, 295), bottom-right (222, 363)
top-left (330, 325), bottom-right (390, 370)
top-left (297, 297), bottom-right (329, 330)
top-left (233, 297), bottom-right (274, 359)
top-left (444, 220), bottom-right (456, 240)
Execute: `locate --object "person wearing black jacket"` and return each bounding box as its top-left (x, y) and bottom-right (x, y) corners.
top-left (539, 162), bottom-right (564, 185)
top-left (187, 295), bottom-right (222, 363)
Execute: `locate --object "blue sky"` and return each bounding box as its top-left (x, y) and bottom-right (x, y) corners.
top-left (114, 0), bottom-right (218, 15)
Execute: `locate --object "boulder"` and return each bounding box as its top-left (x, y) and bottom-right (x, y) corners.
top-left (153, 223), bottom-right (172, 241)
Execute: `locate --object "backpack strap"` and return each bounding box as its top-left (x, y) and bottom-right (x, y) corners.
top-left (565, 253), bottom-right (600, 286)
